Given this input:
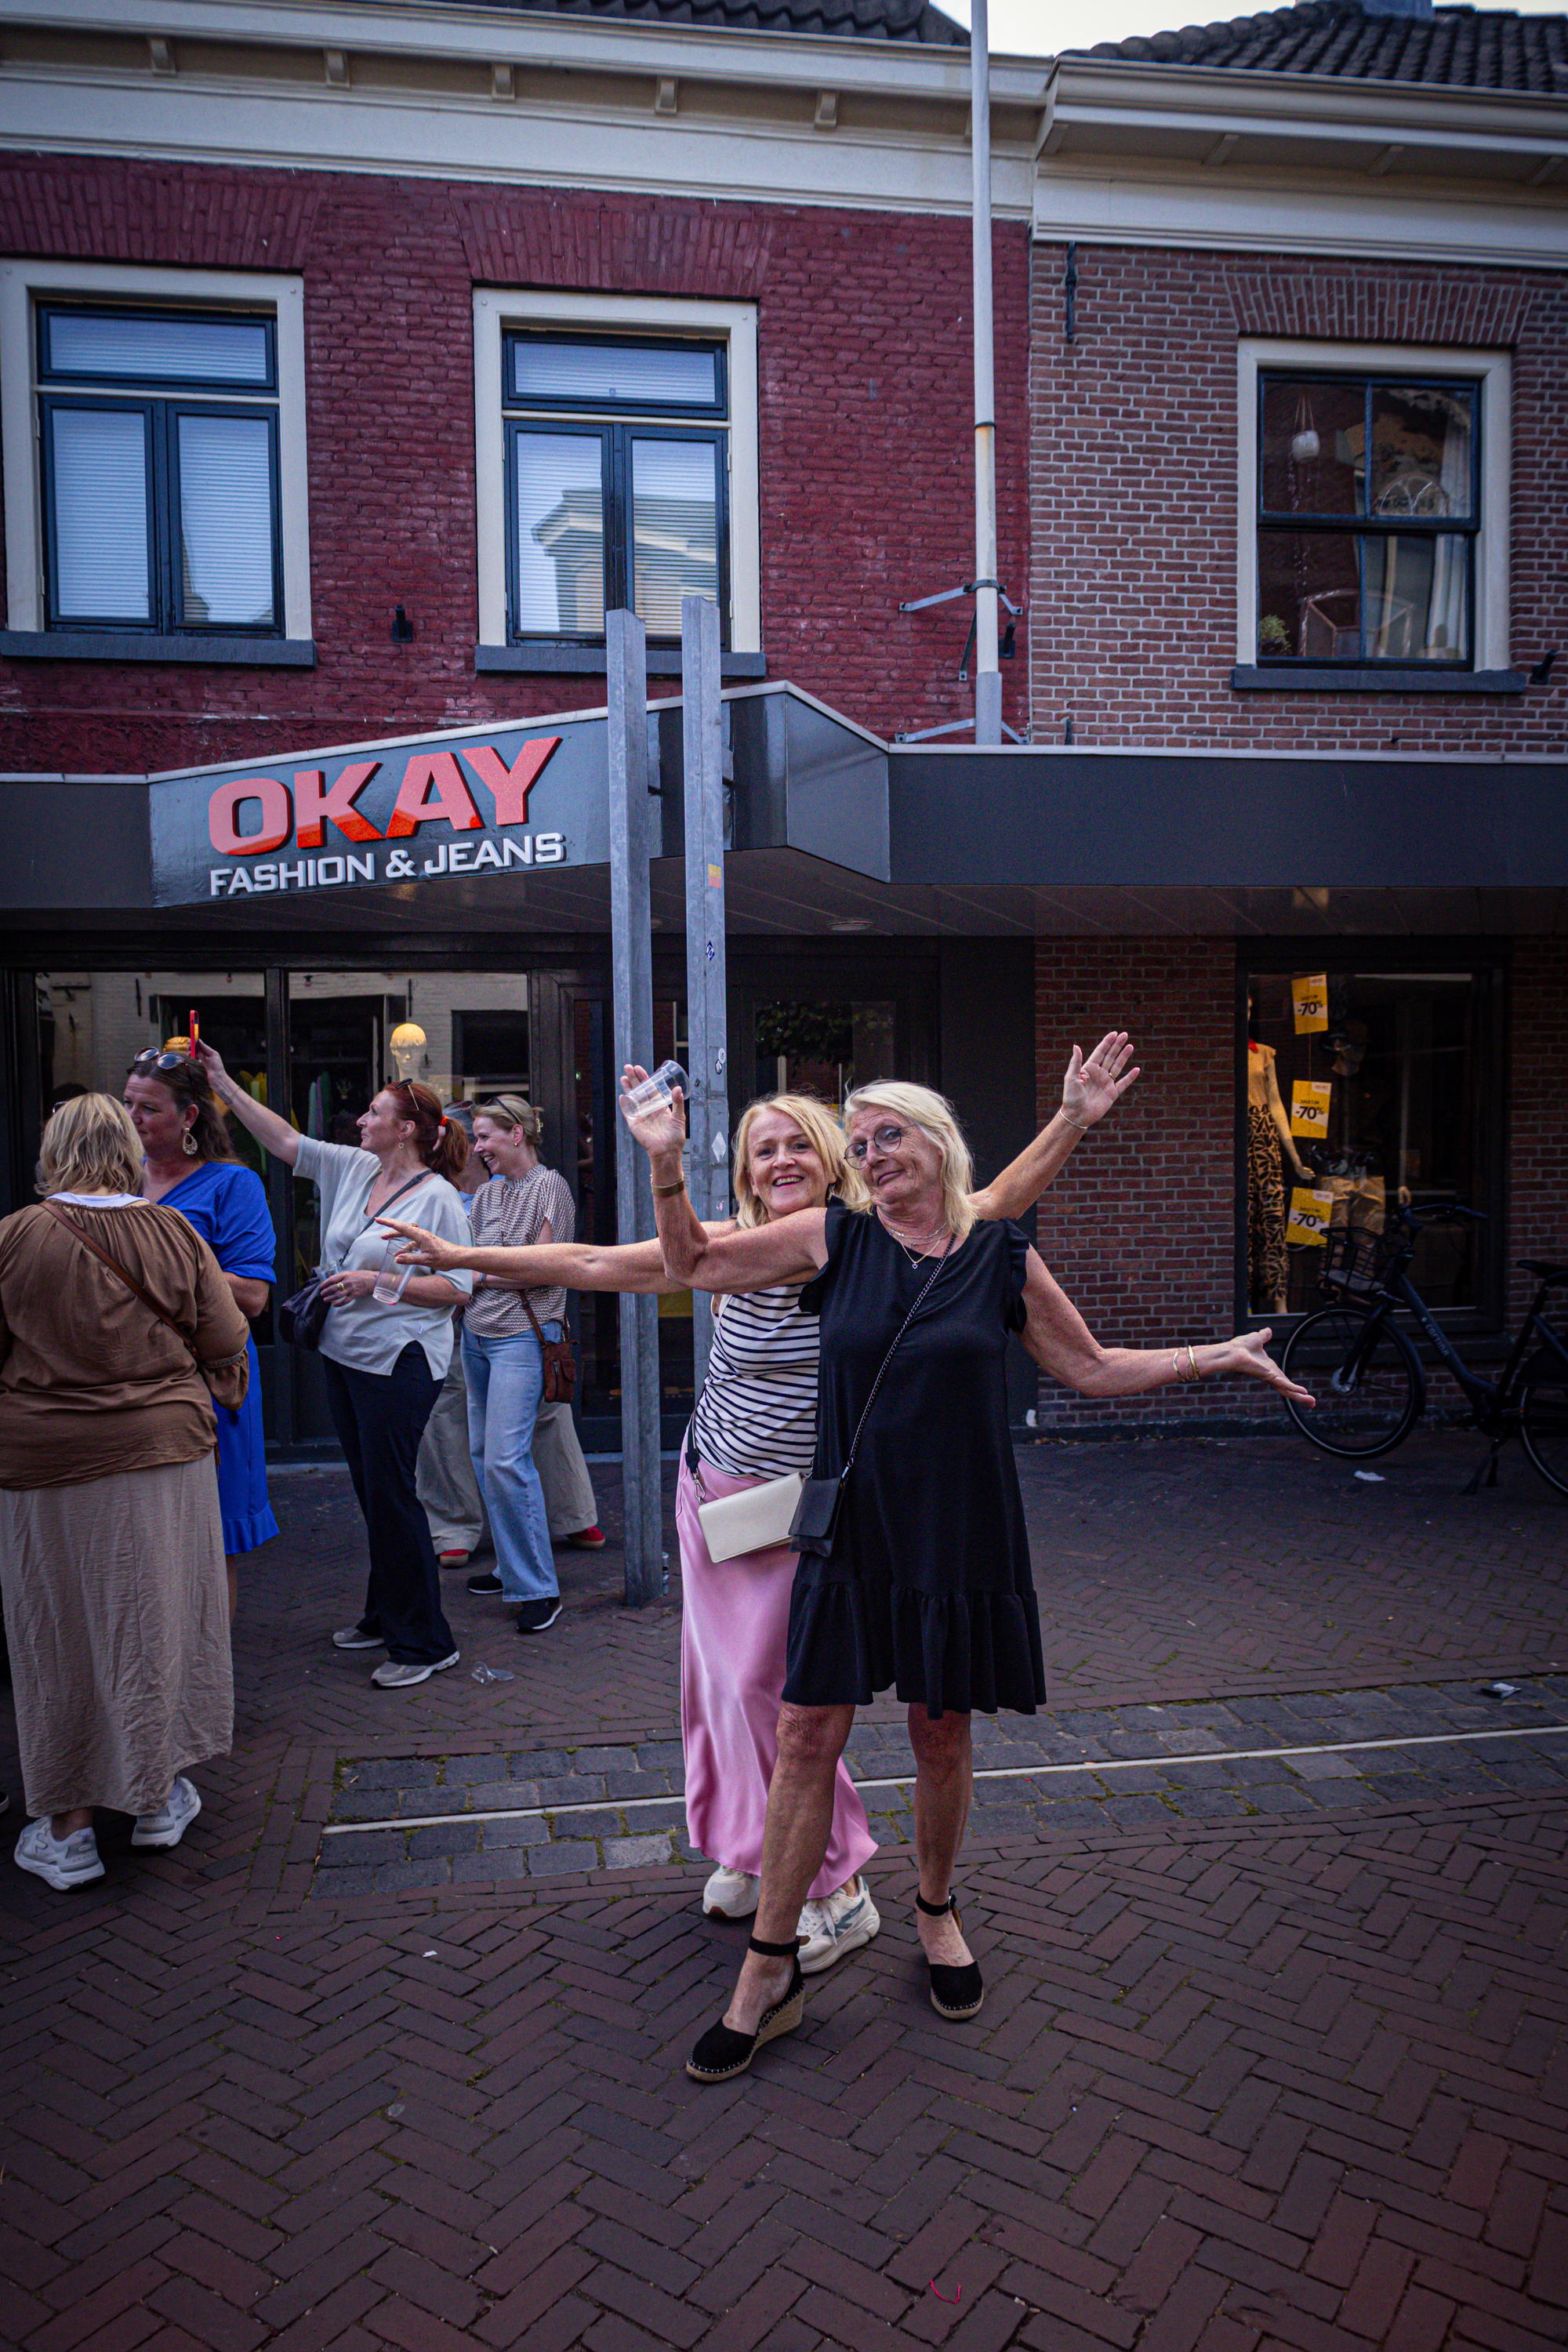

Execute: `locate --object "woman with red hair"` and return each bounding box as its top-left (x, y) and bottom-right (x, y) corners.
top-left (194, 1047), bottom-right (474, 1690)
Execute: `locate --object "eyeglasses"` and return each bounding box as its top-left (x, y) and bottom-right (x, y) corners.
top-left (847, 1123), bottom-right (913, 1163)
top-left (129, 1048), bottom-right (191, 1075)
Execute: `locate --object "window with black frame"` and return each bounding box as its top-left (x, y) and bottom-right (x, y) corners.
top-left (38, 306), bottom-right (283, 637)
top-left (503, 332), bottom-right (728, 648)
top-left (1242, 965), bottom-right (1494, 1323)
top-left (1255, 373), bottom-right (1478, 667)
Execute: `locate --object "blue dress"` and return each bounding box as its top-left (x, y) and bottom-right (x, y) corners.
top-left (160, 1160), bottom-right (281, 1555)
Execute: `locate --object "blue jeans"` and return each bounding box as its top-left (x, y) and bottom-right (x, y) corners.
top-left (463, 1323), bottom-right (559, 1606)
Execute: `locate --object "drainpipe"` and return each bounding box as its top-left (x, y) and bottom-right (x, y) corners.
top-left (971, 0), bottom-right (1001, 746)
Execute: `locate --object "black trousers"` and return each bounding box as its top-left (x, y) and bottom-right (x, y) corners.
top-left (323, 1343), bottom-right (456, 1665)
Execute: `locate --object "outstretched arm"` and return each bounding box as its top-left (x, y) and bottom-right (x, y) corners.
top-left (1018, 1247), bottom-right (1314, 1404)
top-left (193, 1040), bottom-right (301, 1168)
top-left (971, 1030), bottom-right (1141, 1221)
top-left (619, 1065), bottom-right (829, 1290)
top-left (380, 1218), bottom-right (733, 1298)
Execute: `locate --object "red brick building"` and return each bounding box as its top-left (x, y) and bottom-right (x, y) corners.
top-left (0, 0), bottom-right (1564, 1450)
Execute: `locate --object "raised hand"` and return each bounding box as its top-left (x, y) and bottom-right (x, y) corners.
top-left (1062, 1030), bottom-right (1140, 1129)
top-left (619, 1064), bottom-right (688, 1162)
top-left (380, 1215), bottom-right (460, 1272)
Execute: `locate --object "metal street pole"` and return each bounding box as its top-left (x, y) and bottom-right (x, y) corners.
top-left (606, 608), bottom-right (665, 1607)
top-left (971, 0), bottom-right (1001, 747)
top-left (681, 593), bottom-right (728, 1392)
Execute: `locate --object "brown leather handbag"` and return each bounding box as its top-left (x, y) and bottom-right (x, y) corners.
top-left (521, 1297), bottom-right (576, 1404)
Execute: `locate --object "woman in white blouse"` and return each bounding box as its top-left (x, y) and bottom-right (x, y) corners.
top-left (194, 1048), bottom-right (474, 1689)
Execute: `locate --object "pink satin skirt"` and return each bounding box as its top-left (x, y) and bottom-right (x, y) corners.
top-left (677, 1453), bottom-right (877, 1902)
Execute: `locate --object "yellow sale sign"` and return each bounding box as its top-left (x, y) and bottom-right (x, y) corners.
top-left (1292, 973), bottom-right (1329, 1033)
top-left (1287, 1186), bottom-right (1334, 1247)
top-left (1290, 1078), bottom-right (1333, 1139)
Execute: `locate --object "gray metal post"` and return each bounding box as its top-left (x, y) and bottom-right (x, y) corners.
top-left (606, 608), bottom-right (665, 1607)
top-left (970, 0), bottom-right (1001, 746)
top-left (681, 593), bottom-right (729, 1393)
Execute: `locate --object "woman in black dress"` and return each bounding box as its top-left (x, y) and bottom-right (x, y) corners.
top-left (626, 1073), bottom-right (1314, 2084)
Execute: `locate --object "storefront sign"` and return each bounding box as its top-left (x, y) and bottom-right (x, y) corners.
top-left (1290, 1078), bottom-right (1333, 1141)
top-left (1286, 1185), bottom-right (1334, 1247)
top-left (1291, 973), bottom-right (1329, 1034)
top-left (149, 716), bottom-right (622, 908)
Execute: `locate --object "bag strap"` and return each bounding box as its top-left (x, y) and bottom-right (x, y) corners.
top-left (42, 1200), bottom-right (202, 1365)
top-left (840, 1246), bottom-right (949, 1474)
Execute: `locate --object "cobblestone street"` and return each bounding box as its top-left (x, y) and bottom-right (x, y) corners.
top-left (2, 1429), bottom-right (1566, 2352)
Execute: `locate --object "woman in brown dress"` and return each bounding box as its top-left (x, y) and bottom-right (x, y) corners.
top-left (0, 1094), bottom-right (249, 1891)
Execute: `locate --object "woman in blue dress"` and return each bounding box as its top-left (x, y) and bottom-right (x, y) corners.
top-left (125, 1046), bottom-right (279, 1620)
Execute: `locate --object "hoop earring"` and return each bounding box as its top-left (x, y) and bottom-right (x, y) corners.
top-left (181, 1128), bottom-right (199, 1157)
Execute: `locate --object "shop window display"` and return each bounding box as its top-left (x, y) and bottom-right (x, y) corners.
top-left (1243, 967), bottom-right (1491, 1319)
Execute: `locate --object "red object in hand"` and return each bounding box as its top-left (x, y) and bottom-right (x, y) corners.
top-left (189, 1008), bottom-right (200, 1051)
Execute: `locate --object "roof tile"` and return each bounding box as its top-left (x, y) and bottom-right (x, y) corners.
top-left (1076, 1), bottom-right (1568, 93)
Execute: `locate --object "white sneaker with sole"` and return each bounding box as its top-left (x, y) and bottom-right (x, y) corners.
top-left (332, 1626), bottom-right (383, 1650)
top-left (797, 1878), bottom-right (880, 1975)
top-left (372, 1651), bottom-right (461, 1689)
top-left (132, 1777), bottom-right (202, 1850)
top-left (702, 1864), bottom-right (760, 1919)
top-left (15, 1818), bottom-right (104, 1890)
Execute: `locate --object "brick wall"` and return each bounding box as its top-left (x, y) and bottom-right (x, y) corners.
top-left (1028, 243), bottom-right (1568, 755)
top-left (1032, 933), bottom-right (1567, 1435)
top-left (0, 154), bottom-right (1029, 773)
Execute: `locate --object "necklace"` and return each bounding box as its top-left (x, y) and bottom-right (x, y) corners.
top-left (880, 1212), bottom-right (950, 1269)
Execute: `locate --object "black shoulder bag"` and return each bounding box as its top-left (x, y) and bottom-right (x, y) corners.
top-left (789, 1245), bottom-right (950, 1560)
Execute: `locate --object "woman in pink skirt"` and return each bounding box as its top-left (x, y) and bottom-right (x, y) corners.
top-left (383, 1033), bottom-right (1138, 1972)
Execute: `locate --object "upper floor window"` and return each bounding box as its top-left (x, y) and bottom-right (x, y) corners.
top-left (38, 303), bottom-right (283, 637)
top-left (1254, 370), bottom-right (1479, 668)
top-left (503, 332), bottom-right (729, 646)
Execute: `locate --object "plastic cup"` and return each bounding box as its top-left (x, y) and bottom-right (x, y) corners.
top-left (371, 1237), bottom-right (413, 1304)
top-left (619, 1059), bottom-right (688, 1124)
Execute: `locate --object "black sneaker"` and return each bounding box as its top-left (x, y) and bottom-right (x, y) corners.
top-left (515, 1599), bottom-right (563, 1634)
top-left (466, 1573), bottom-right (505, 1597)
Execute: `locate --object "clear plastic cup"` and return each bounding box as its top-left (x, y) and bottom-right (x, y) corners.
top-left (371, 1237), bottom-right (414, 1304)
top-left (619, 1059), bottom-right (688, 1124)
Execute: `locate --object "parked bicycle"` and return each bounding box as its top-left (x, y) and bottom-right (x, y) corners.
top-left (1279, 1202), bottom-right (1568, 1496)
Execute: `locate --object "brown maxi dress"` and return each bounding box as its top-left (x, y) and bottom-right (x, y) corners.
top-left (0, 1196), bottom-right (249, 1819)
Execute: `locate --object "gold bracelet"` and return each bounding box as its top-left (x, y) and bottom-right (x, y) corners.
top-left (1059, 1111), bottom-right (1090, 1134)
top-left (652, 1175), bottom-right (687, 1199)
top-left (1173, 1342), bottom-right (1200, 1384)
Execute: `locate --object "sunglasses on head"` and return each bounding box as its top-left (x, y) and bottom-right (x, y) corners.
top-left (129, 1048), bottom-right (192, 1075)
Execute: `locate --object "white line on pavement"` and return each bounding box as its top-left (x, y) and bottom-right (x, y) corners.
top-left (321, 1719), bottom-right (1568, 1836)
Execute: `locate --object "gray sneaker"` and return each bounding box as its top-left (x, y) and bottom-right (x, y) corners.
top-left (16, 1818), bottom-right (104, 1890)
top-left (371, 1651), bottom-right (460, 1689)
top-left (132, 1777), bottom-right (202, 1850)
top-left (332, 1626), bottom-right (383, 1650)
top-left (797, 1879), bottom-right (880, 1975)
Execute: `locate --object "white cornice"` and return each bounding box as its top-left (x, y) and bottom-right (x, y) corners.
top-left (1033, 162), bottom-right (1568, 269)
top-left (0, 0), bottom-right (1047, 108)
top-left (0, 74), bottom-right (1039, 217)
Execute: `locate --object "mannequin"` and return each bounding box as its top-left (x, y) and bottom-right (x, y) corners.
top-left (1247, 994), bottom-right (1312, 1313)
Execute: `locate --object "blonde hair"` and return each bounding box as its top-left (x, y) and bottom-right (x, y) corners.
top-left (476, 1093), bottom-right (543, 1145)
top-left (731, 1092), bottom-right (869, 1228)
top-left (841, 1080), bottom-right (976, 1243)
top-left (38, 1092), bottom-right (142, 1198)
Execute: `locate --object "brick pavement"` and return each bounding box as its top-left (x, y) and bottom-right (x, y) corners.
top-left (1, 1431), bottom-right (1566, 2350)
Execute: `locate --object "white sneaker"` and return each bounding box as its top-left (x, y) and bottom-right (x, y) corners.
top-left (372, 1651), bottom-right (460, 1689)
top-left (332, 1626), bottom-right (383, 1650)
top-left (132, 1777), bottom-right (202, 1850)
top-left (702, 1864), bottom-right (760, 1919)
top-left (15, 1818), bottom-right (104, 1890)
top-left (797, 1878), bottom-right (880, 1975)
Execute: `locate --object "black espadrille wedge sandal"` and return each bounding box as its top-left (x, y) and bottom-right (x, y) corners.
top-left (685, 1936), bottom-right (805, 2084)
top-left (916, 1892), bottom-right (985, 2021)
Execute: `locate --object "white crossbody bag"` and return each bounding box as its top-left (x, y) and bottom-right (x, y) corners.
top-left (685, 1301), bottom-right (804, 1563)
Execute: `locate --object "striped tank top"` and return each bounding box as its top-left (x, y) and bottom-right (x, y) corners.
top-left (689, 1282), bottom-right (820, 1480)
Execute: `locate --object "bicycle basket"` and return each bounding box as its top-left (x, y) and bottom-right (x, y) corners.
top-left (1319, 1225), bottom-right (1385, 1295)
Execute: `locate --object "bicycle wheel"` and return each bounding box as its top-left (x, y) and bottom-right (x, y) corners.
top-left (1520, 1385), bottom-right (1568, 1499)
top-left (1280, 1305), bottom-right (1422, 1459)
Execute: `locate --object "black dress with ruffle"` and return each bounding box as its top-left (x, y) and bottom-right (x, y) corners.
top-left (781, 1202), bottom-right (1047, 1720)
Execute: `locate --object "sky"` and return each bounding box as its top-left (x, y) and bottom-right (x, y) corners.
top-left (937, 0), bottom-right (1568, 63)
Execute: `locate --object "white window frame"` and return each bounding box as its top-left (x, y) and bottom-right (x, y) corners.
top-left (474, 288), bottom-right (760, 655)
top-left (1, 260), bottom-right (310, 641)
top-left (1236, 339), bottom-right (1511, 673)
